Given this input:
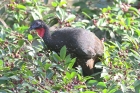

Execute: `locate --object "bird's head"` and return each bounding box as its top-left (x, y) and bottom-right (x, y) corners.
top-left (28, 20), bottom-right (46, 38)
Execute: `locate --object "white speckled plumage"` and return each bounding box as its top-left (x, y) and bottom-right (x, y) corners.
top-left (29, 20), bottom-right (104, 76)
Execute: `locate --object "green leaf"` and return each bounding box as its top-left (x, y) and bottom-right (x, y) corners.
top-left (134, 80), bottom-right (140, 87)
top-left (56, 7), bottom-right (66, 21)
top-left (68, 58), bottom-right (76, 69)
top-left (44, 63), bottom-right (52, 70)
top-left (97, 18), bottom-right (107, 27)
top-left (9, 75), bottom-right (20, 80)
top-left (125, 18), bottom-right (130, 26)
top-left (77, 74), bottom-right (82, 80)
top-left (102, 8), bottom-right (108, 13)
top-left (52, 52), bottom-right (61, 62)
top-left (0, 76), bottom-right (9, 81)
top-left (24, 69), bottom-right (33, 76)
top-left (44, 90), bottom-right (50, 93)
top-left (83, 91), bottom-right (96, 93)
top-left (129, 7), bottom-right (140, 17)
top-left (87, 80), bottom-right (98, 86)
top-left (18, 39), bottom-right (24, 47)
top-left (16, 4), bottom-right (26, 10)
top-left (0, 90), bottom-right (7, 93)
top-left (114, 90), bottom-right (123, 93)
top-left (135, 85), bottom-right (140, 93)
top-left (0, 38), bottom-right (4, 43)
top-left (28, 34), bottom-right (33, 41)
top-left (65, 14), bottom-right (76, 22)
top-left (66, 72), bottom-right (71, 80)
top-left (31, 9), bottom-right (43, 20)
top-left (52, 86), bottom-right (62, 90)
top-left (70, 72), bottom-right (77, 79)
top-left (135, 29), bottom-right (140, 36)
top-left (60, 46), bottom-right (66, 60)
top-left (102, 89), bottom-right (107, 93)
top-left (51, 2), bottom-right (58, 7)
top-left (130, 49), bottom-right (140, 57)
top-left (0, 60), bottom-right (3, 70)
top-left (108, 89), bottom-right (118, 93)
top-left (0, 6), bottom-right (5, 15)
top-left (31, 79), bottom-right (38, 84)
top-left (115, 41), bottom-right (121, 50)
top-left (82, 12), bottom-right (91, 19)
top-left (55, 65), bottom-right (64, 71)
top-left (65, 54), bottom-right (71, 63)
top-left (71, 22), bottom-right (86, 28)
top-left (46, 69), bottom-right (54, 79)
top-left (59, 0), bottom-right (67, 7)
top-left (74, 85), bottom-right (87, 89)
top-left (97, 82), bottom-right (107, 89)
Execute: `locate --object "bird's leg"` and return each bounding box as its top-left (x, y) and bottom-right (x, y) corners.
top-left (86, 58), bottom-right (94, 70)
top-left (77, 57), bottom-right (96, 76)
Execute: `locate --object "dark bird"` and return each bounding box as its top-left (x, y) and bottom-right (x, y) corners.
top-left (28, 20), bottom-right (104, 76)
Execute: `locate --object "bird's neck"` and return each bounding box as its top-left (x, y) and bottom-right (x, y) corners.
top-left (42, 26), bottom-right (52, 45)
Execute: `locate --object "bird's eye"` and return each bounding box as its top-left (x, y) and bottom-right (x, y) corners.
top-left (37, 21), bottom-right (41, 25)
top-left (36, 22), bottom-right (39, 25)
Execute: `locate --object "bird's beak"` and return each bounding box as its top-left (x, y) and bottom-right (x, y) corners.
top-left (28, 27), bottom-right (33, 31)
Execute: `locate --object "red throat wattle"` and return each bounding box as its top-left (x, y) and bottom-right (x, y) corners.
top-left (36, 28), bottom-right (45, 38)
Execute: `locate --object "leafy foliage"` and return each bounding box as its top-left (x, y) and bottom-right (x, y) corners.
top-left (0, 0), bottom-right (140, 93)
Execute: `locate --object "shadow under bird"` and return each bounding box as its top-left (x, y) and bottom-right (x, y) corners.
top-left (28, 20), bottom-right (104, 76)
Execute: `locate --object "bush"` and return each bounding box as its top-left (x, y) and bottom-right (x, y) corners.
top-left (0, 0), bottom-right (140, 92)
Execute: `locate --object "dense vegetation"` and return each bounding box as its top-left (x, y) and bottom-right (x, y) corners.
top-left (0, 0), bottom-right (140, 93)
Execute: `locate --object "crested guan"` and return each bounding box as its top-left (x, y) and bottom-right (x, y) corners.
top-left (28, 20), bottom-right (104, 76)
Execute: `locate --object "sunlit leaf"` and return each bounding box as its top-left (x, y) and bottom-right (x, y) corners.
top-left (71, 22), bottom-right (86, 28)
top-left (59, 0), bottom-right (67, 7)
top-left (16, 4), bottom-right (26, 10)
top-left (0, 38), bottom-right (4, 43)
top-left (135, 29), bottom-right (140, 36)
top-left (125, 18), bottom-right (130, 26)
top-left (66, 72), bottom-right (71, 80)
top-left (70, 72), bottom-right (77, 79)
top-left (56, 7), bottom-right (66, 21)
top-left (130, 49), bottom-right (139, 57)
top-left (129, 7), bottom-right (140, 17)
top-left (74, 85), bottom-right (87, 89)
top-left (102, 89), bottom-right (107, 93)
top-left (102, 8), bottom-right (108, 13)
top-left (31, 9), bottom-right (43, 20)
top-left (83, 91), bottom-right (96, 93)
top-left (28, 34), bottom-right (33, 41)
top-left (52, 2), bottom-right (58, 7)
top-left (108, 89), bottom-right (118, 93)
top-left (44, 63), bottom-right (52, 70)
top-left (65, 14), bottom-right (76, 22)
